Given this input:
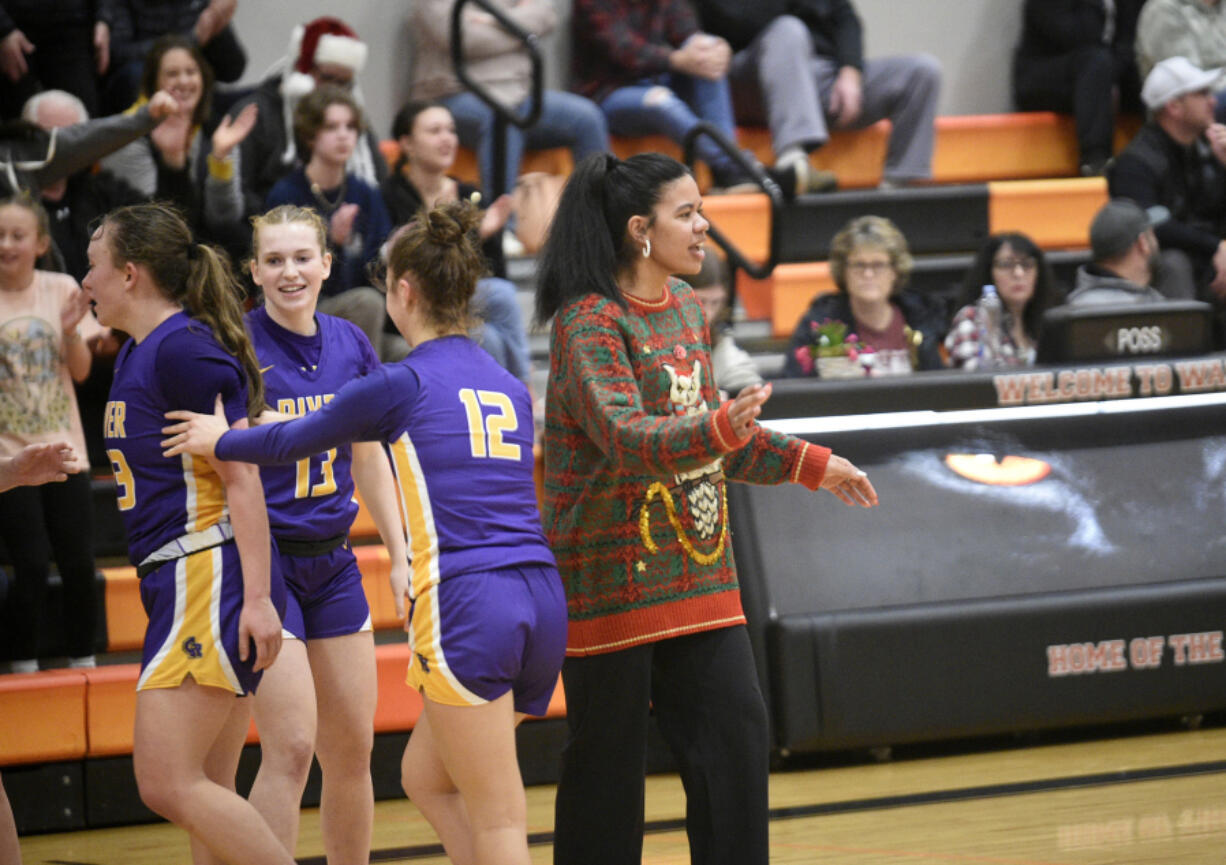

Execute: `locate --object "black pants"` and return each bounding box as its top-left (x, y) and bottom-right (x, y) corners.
top-left (1014, 44), bottom-right (1142, 167)
top-left (553, 625), bottom-right (770, 865)
top-left (0, 472), bottom-right (97, 659)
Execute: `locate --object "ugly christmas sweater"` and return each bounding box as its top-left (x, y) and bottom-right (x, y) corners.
top-left (543, 279), bottom-right (831, 656)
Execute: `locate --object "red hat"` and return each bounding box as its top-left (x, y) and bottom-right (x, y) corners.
top-left (292, 17), bottom-right (368, 75)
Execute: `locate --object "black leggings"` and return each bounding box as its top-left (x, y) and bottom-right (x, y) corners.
top-left (553, 625), bottom-right (770, 865)
top-left (0, 472), bottom-right (97, 659)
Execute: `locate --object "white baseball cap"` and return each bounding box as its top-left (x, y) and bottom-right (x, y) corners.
top-left (1141, 56), bottom-right (1222, 110)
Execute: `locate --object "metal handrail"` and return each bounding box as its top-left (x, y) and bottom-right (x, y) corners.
top-left (682, 122), bottom-right (784, 282)
top-left (450, 0), bottom-right (545, 197)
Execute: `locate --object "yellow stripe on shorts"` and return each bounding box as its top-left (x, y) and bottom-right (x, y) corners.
top-left (405, 583), bottom-right (485, 707)
top-left (137, 546), bottom-right (242, 693)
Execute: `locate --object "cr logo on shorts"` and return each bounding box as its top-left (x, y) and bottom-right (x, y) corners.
top-left (182, 636), bottom-right (203, 659)
top-left (416, 652), bottom-right (431, 674)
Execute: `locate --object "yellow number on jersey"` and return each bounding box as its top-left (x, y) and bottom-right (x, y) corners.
top-left (458, 388), bottom-right (521, 461)
top-left (293, 449), bottom-right (339, 499)
top-left (107, 448), bottom-right (136, 511)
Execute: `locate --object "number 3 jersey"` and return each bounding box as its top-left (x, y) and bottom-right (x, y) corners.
top-left (246, 307), bottom-right (379, 540)
top-left (104, 312), bottom-right (251, 565)
top-left (216, 334), bottom-right (556, 598)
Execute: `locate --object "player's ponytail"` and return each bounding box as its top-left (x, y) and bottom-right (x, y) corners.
top-left (97, 202), bottom-right (265, 417)
top-left (182, 242), bottom-right (265, 417)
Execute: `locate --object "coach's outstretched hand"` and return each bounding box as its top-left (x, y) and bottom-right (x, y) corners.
top-left (820, 454), bottom-right (878, 508)
top-left (162, 394), bottom-right (230, 459)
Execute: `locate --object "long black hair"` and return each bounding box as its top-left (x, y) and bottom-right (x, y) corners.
top-left (535, 152), bottom-right (691, 324)
top-left (958, 232), bottom-right (1060, 341)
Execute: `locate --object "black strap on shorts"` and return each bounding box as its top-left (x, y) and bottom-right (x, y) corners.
top-left (136, 537), bottom-right (230, 579)
top-left (274, 533), bottom-right (348, 558)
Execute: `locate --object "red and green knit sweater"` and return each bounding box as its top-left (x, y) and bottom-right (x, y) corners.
top-left (543, 279), bottom-right (831, 656)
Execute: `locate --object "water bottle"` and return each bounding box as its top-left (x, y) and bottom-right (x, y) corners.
top-left (975, 284), bottom-right (1003, 365)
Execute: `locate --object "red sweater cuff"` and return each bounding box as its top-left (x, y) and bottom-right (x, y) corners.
top-left (711, 402), bottom-right (754, 452)
top-left (792, 442), bottom-right (832, 490)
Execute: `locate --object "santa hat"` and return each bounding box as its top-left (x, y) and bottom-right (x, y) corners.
top-left (277, 17), bottom-right (378, 184)
top-left (290, 17), bottom-right (368, 76)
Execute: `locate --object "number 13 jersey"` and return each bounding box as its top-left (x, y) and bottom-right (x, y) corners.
top-left (216, 334), bottom-right (555, 598)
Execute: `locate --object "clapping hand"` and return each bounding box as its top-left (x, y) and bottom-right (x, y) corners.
top-left (330, 203), bottom-right (360, 247)
top-left (211, 103), bottom-right (259, 162)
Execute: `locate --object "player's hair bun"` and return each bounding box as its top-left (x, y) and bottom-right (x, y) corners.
top-left (425, 200), bottom-right (481, 246)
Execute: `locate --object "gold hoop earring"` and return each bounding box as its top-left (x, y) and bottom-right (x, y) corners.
top-left (642, 238), bottom-right (651, 258)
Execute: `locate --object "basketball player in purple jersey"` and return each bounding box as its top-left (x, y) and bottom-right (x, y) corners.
top-left (163, 199), bottom-right (566, 865)
top-left (83, 203), bottom-right (292, 865)
top-left (233, 205), bottom-right (408, 865)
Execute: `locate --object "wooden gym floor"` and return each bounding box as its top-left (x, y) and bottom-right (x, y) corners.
top-left (18, 720), bottom-right (1226, 865)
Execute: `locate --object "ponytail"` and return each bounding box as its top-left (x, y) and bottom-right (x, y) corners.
top-left (535, 152), bottom-right (691, 324)
top-left (183, 243), bottom-right (265, 416)
top-left (98, 202), bottom-right (264, 417)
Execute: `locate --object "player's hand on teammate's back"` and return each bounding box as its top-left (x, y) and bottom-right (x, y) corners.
top-left (162, 393), bottom-right (231, 459)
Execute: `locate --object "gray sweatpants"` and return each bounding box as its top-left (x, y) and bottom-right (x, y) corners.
top-left (728, 14), bottom-right (941, 182)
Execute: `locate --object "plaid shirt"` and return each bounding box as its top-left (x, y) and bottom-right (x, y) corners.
top-left (571, 0), bottom-right (701, 103)
top-left (943, 304), bottom-right (1034, 370)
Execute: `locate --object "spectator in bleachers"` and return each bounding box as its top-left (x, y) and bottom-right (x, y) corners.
top-left (782, 215), bottom-right (944, 378)
top-left (1013, 0), bottom-right (1145, 177)
top-left (22, 91), bottom-right (145, 282)
top-left (0, 0), bottom-right (107, 120)
top-left (1109, 56), bottom-right (1226, 301)
top-left (1, 90), bottom-right (177, 200)
top-left (1066, 198), bottom-right (1168, 304)
top-left (0, 441), bottom-right (80, 492)
top-left (100, 36), bottom-right (219, 232)
top-left (263, 86), bottom-right (393, 359)
top-left (409, 0), bottom-right (609, 200)
top-left (571, 0), bottom-right (801, 194)
top-left (945, 232), bottom-right (1059, 369)
top-left (0, 193), bottom-right (102, 673)
top-left (381, 100), bottom-right (532, 383)
top-left (695, 1), bottom-right (940, 189)
top-left (24, 90), bottom-right (142, 470)
top-left (99, 0), bottom-right (245, 115)
top-left (223, 16), bottom-right (386, 226)
top-left (687, 247), bottom-right (763, 394)
top-left (0, 441), bottom-right (81, 865)
top-left (383, 102), bottom-right (510, 276)
top-left (1137, 0), bottom-right (1226, 98)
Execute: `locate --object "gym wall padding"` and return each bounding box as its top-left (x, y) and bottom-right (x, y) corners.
top-left (732, 367), bottom-right (1226, 753)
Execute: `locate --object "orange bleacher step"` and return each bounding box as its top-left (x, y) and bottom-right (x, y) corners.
top-left (53, 646), bottom-right (564, 762)
top-left (396, 111), bottom-right (1140, 193)
top-left (988, 177), bottom-right (1107, 249)
top-left (0, 669), bottom-right (87, 765)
